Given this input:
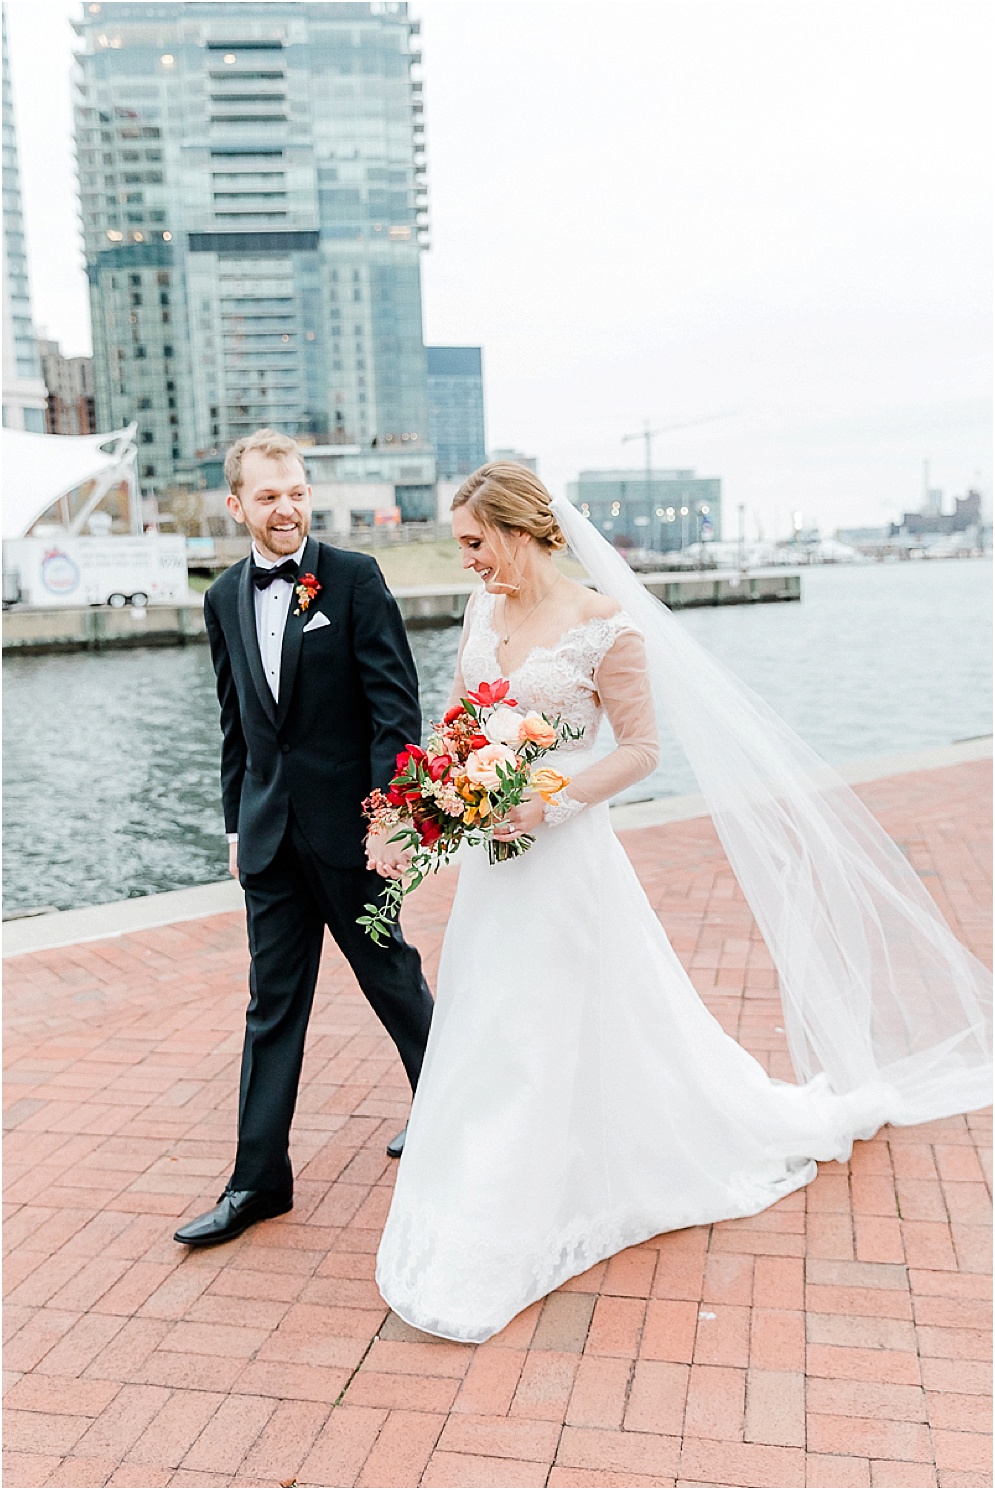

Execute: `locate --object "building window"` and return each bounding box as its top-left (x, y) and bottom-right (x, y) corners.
top-left (142, 464), bottom-right (155, 478)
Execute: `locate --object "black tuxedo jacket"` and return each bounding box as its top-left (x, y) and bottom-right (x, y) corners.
top-left (204, 536), bottom-right (422, 875)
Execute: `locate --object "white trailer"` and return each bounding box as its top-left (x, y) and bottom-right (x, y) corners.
top-left (3, 535), bottom-right (189, 609)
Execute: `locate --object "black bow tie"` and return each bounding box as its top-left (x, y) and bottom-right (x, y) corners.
top-left (251, 558), bottom-right (299, 590)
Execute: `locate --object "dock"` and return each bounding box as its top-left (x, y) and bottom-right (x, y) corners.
top-left (1, 568), bottom-right (801, 653)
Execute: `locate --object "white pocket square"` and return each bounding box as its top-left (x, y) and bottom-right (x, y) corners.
top-left (303, 611), bottom-right (331, 633)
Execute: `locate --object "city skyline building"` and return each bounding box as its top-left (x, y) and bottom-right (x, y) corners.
top-left (489, 447), bottom-right (537, 473)
top-left (568, 468), bottom-right (722, 554)
top-left (892, 488), bottom-right (981, 540)
top-left (73, 1), bottom-right (430, 491)
top-left (2, 6), bottom-right (48, 432)
top-left (39, 336), bottom-right (96, 435)
top-left (426, 344), bottom-right (485, 479)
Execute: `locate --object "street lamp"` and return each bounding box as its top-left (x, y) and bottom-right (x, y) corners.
top-left (695, 501), bottom-right (713, 569)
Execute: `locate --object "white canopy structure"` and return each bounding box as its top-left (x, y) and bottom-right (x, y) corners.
top-left (2, 425), bottom-right (138, 540)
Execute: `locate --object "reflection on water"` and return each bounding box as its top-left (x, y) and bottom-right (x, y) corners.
top-left (3, 558), bottom-right (990, 914)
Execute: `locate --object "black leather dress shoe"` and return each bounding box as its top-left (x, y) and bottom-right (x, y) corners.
top-left (173, 1189), bottom-right (292, 1247)
top-left (386, 1126), bottom-right (407, 1158)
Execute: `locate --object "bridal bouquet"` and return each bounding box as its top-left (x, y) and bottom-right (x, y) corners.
top-left (359, 678), bottom-right (583, 943)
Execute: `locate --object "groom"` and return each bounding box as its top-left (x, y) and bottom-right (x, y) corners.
top-left (175, 428), bottom-right (433, 1247)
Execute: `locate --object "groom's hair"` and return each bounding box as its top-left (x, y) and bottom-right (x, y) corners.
top-left (224, 429), bottom-right (307, 496)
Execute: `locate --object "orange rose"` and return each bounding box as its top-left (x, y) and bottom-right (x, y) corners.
top-left (519, 713), bottom-right (557, 748)
top-left (529, 767), bottom-right (571, 802)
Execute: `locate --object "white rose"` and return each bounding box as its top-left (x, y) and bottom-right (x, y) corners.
top-left (484, 705), bottom-right (526, 746)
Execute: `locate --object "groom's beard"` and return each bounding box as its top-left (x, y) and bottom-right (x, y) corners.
top-left (246, 511), bottom-right (311, 559)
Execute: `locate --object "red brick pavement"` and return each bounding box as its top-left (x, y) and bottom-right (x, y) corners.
top-left (3, 760), bottom-right (991, 1490)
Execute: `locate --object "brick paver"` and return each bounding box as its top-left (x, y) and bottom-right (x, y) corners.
top-left (3, 759), bottom-right (991, 1489)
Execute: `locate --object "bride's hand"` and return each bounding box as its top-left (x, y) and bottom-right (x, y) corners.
top-left (492, 793), bottom-right (545, 841)
top-left (366, 829), bottom-right (413, 880)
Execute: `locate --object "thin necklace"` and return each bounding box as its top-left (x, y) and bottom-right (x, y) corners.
top-left (499, 574), bottom-right (562, 646)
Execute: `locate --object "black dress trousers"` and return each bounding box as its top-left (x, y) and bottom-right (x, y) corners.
top-left (230, 809), bottom-right (434, 1195)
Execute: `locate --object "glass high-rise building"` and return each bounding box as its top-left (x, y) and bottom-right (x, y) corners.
top-left (74, 1), bottom-right (429, 490)
top-left (2, 6), bottom-right (48, 432)
top-left (426, 345), bottom-right (485, 479)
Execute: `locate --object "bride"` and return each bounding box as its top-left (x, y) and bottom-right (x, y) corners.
top-left (372, 461), bottom-right (991, 1344)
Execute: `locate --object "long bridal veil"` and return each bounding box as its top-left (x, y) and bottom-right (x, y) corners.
top-left (550, 494), bottom-right (991, 1125)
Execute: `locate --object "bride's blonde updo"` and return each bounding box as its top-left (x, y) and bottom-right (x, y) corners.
top-left (451, 462), bottom-right (567, 552)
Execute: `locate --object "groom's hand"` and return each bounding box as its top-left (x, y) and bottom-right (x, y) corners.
top-left (366, 830), bottom-right (413, 881)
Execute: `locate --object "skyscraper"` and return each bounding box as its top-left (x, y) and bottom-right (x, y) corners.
top-left (74, 2), bottom-right (429, 490)
top-left (2, 6), bottom-right (48, 432)
top-left (426, 345), bottom-right (486, 480)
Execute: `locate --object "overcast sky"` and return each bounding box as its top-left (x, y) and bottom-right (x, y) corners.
top-left (5, 0), bottom-right (992, 536)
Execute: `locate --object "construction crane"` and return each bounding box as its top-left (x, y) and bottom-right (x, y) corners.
top-left (621, 413), bottom-right (734, 498)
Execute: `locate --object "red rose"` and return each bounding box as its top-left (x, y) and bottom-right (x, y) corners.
top-left (386, 784), bottom-right (405, 806)
top-left (427, 753), bottom-right (452, 781)
top-left (405, 743), bottom-right (427, 762)
top-left (443, 705), bottom-right (466, 724)
top-left (469, 733), bottom-right (488, 750)
top-left (418, 818), bottom-right (443, 846)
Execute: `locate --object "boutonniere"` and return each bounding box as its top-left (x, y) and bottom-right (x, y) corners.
top-left (294, 573), bottom-right (321, 615)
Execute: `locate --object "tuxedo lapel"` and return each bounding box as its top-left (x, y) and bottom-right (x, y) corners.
top-left (237, 557), bottom-right (278, 727)
top-left (275, 536), bottom-right (320, 731)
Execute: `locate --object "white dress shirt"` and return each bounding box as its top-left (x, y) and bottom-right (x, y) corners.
top-left (252, 538), bottom-right (307, 702)
top-left (226, 540), bottom-right (307, 847)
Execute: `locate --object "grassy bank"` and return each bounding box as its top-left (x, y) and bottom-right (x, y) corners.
top-left (190, 539), bottom-right (585, 594)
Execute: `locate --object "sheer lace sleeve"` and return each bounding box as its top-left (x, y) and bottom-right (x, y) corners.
top-left (544, 628), bottom-right (659, 823)
top-left (445, 590), bottom-right (478, 711)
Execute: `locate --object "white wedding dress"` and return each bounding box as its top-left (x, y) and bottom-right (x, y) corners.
top-left (375, 592), bottom-right (899, 1343)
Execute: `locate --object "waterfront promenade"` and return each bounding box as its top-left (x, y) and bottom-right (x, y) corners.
top-left (3, 744), bottom-right (991, 1490)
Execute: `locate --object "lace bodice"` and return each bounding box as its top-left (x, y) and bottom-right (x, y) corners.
top-left (449, 588), bottom-right (659, 814)
top-left (457, 590), bottom-right (628, 739)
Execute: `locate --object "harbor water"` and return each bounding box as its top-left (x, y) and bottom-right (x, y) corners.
top-left (3, 558), bottom-right (991, 916)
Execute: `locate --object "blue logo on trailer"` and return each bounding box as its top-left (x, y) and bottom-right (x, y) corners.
top-left (41, 549), bottom-right (81, 595)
